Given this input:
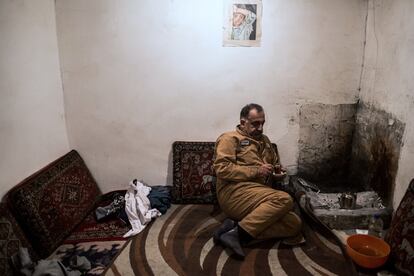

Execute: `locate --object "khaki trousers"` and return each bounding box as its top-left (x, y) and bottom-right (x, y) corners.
top-left (217, 182), bottom-right (302, 239)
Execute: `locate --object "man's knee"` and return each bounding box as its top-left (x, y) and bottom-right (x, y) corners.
top-left (272, 190), bottom-right (293, 210)
top-left (256, 212), bottom-right (302, 240)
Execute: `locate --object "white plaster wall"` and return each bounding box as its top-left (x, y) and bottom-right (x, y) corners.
top-left (0, 0), bottom-right (69, 199)
top-left (56, 0), bottom-right (366, 192)
top-left (359, 0), bottom-right (414, 209)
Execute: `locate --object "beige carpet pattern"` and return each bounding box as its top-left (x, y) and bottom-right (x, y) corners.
top-left (105, 204), bottom-right (349, 276)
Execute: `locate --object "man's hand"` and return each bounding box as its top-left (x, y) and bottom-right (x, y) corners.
top-left (272, 165), bottom-right (287, 181)
top-left (272, 171), bottom-right (287, 181)
top-left (258, 164), bottom-right (274, 178)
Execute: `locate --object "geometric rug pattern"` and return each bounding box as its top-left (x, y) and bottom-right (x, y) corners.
top-left (48, 192), bottom-right (130, 275)
top-left (49, 240), bottom-right (128, 275)
top-left (106, 204), bottom-right (350, 276)
top-left (6, 150), bottom-right (101, 258)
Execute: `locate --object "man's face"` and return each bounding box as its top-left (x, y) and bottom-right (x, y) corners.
top-left (240, 109), bottom-right (265, 138)
top-left (233, 12), bottom-right (245, 27)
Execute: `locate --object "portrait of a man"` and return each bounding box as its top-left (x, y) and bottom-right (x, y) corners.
top-left (231, 4), bottom-right (257, 41)
top-left (223, 0), bottom-right (262, 47)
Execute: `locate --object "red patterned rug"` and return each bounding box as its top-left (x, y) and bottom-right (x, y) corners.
top-left (172, 142), bottom-right (217, 204)
top-left (47, 192), bottom-right (130, 275)
top-left (6, 150), bottom-right (102, 258)
top-left (47, 213), bottom-right (129, 275)
top-left (385, 179), bottom-right (414, 275)
top-left (106, 204), bottom-right (351, 276)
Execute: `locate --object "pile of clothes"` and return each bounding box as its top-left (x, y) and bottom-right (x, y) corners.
top-left (95, 179), bottom-right (172, 237)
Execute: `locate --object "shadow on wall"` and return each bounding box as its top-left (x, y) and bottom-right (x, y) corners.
top-left (166, 148), bottom-right (173, 186)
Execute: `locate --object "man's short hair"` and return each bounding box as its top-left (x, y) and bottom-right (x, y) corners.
top-left (240, 103), bottom-right (264, 119)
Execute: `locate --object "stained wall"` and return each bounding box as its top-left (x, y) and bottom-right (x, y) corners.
top-left (55, 0), bottom-right (366, 191)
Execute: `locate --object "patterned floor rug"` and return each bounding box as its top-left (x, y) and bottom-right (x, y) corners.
top-left (48, 209), bottom-right (130, 275)
top-left (46, 191), bottom-right (130, 275)
top-left (106, 204), bottom-right (351, 276)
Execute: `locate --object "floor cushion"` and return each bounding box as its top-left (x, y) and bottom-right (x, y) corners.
top-left (6, 150), bottom-right (101, 258)
top-left (385, 179), bottom-right (414, 275)
top-left (172, 141), bottom-right (217, 204)
top-left (0, 203), bottom-right (38, 276)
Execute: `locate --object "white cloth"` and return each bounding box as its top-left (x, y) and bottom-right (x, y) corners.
top-left (123, 180), bottom-right (161, 238)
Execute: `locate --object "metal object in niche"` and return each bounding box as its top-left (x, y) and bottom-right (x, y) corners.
top-left (338, 192), bottom-right (357, 209)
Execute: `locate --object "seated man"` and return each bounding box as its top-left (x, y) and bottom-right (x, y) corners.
top-left (213, 103), bottom-right (304, 258)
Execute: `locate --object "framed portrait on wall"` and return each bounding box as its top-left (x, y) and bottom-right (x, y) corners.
top-left (223, 0), bottom-right (263, 47)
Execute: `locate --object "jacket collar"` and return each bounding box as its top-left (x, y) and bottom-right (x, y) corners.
top-left (236, 125), bottom-right (263, 141)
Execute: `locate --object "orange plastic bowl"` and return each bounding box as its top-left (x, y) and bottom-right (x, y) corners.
top-left (346, 234), bottom-right (390, 269)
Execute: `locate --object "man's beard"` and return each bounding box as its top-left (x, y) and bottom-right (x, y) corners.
top-left (250, 130), bottom-right (263, 137)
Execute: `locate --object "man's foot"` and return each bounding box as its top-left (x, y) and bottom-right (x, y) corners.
top-left (219, 226), bottom-right (245, 258)
top-left (213, 218), bottom-right (236, 245)
top-left (282, 233), bottom-right (306, 246)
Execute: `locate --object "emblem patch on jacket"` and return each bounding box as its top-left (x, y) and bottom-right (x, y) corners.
top-left (240, 139), bottom-right (250, 146)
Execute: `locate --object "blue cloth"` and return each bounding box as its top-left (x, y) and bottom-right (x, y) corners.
top-left (148, 186), bottom-right (172, 214)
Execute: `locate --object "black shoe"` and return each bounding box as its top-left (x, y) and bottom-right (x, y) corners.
top-left (213, 218), bottom-right (236, 245)
top-left (219, 226), bottom-right (245, 259)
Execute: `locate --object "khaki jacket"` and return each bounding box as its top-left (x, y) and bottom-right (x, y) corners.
top-left (213, 126), bottom-right (280, 192)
